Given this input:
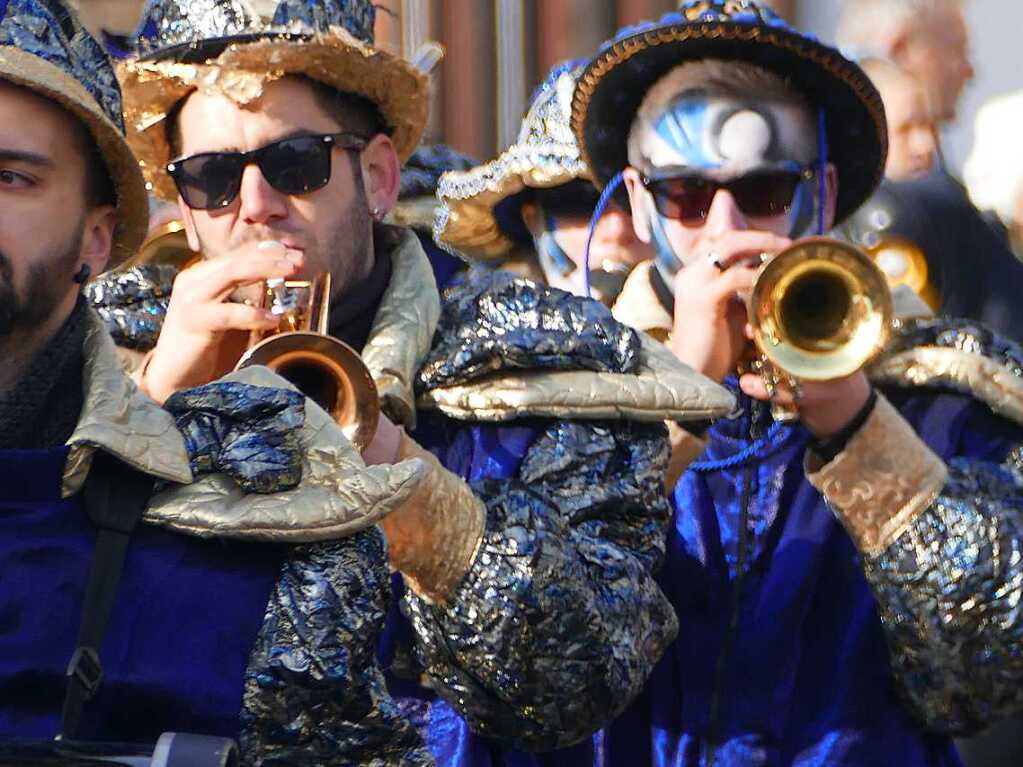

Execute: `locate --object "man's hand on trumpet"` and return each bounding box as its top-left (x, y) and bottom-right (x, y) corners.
top-left (668, 230), bottom-right (790, 383)
top-left (668, 230), bottom-right (872, 441)
top-left (139, 241), bottom-right (304, 404)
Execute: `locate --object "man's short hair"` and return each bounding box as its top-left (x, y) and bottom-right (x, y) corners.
top-left (626, 59), bottom-right (811, 169)
top-left (836, 0), bottom-right (962, 56)
top-left (64, 105), bottom-right (116, 209)
top-left (165, 74), bottom-right (388, 159)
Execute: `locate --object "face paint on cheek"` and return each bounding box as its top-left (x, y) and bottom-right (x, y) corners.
top-left (649, 209), bottom-right (685, 290)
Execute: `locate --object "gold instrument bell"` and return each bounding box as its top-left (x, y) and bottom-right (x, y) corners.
top-left (748, 237), bottom-right (894, 389)
top-left (237, 273), bottom-right (380, 452)
top-left (117, 224), bottom-right (380, 451)
top-left (121, 220), bottom-right (201, 271)
top-left (865, 237), bottom-right (940, 311)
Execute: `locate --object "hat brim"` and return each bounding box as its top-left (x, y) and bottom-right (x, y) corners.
top-left (436, 145), bottom-right (588, 258)
top-left (120, 29), bottom-right (429, 201)
top-left (0, 48), bottom-right (148, 267)
top-left (572, 20), bottom-right (887, 224)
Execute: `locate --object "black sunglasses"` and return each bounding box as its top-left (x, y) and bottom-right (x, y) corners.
top-left (641, 167), bottom-right (814, 225)
top-left (167, 132), bottom-right (368, 210)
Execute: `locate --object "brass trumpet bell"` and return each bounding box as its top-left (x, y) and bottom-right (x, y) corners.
top-left (235, 272), bottom-right (380, 452)
top-left (749, 237), bottom-right (893, 382)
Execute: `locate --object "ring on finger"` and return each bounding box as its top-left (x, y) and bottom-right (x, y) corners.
top-left (707, 251), bottom-right (725, 271)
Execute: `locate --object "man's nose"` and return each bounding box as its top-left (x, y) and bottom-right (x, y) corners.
top-left (911, 126), bottom-right (938, 160)
top-left (237, 163), bottom-right (288, 224)
top-left (702, 189), bottom-right (747, 236)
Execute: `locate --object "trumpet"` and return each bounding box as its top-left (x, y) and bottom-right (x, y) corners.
top-left (121, 223), bottom-right (380, 451)
top-left (747, 237), bottom-right (893, 413)
top-left (238, 272), bottom-right (380, 452)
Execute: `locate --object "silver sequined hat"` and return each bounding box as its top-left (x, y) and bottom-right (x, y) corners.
top-left (120, 0), bottom-right (430, 201)
top-left (0, 0), bottom-right (148, 265)
top-left (434, 60), bottom-right (590, 260)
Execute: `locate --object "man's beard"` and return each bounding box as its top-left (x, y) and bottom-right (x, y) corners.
top-left (0, 222), bottom-right (83, 338)
top-left (327, 188), bottom-right (373, 301)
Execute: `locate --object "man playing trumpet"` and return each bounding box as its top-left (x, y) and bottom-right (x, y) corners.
top-left (113, 0), bottom-right (734, 762)
top-left (554, 2), bottom-right (1023, 765)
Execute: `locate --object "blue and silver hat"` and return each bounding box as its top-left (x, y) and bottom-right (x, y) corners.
top-left (0, 0), bottom-right (148, 264)
top-left (435, 60), bottom-right (591, 259)
top-left (572, 0), bottom-right (887, 225)
top-left (120, 0), bottom-right (430, 200)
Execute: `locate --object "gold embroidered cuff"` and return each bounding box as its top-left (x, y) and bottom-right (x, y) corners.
top-left (377, 433), bottom-right (487, 604)
top-left (665, 421), bottom-right (707, 492)
top-left (806, 393), bottom-right (948, 556)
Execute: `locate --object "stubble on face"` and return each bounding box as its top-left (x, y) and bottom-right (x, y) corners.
top-left (0, 219), bottom-right (83, 338)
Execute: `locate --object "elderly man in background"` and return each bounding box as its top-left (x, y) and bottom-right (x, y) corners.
top-left (837, 0), bottom-right (973, 127)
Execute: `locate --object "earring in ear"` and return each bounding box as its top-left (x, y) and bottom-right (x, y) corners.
top-left (371, 206), bottom-right (383, 222)
top-left (72, 264), bottom-right (91, 284)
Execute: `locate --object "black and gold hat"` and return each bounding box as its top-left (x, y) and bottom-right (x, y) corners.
top-left (120, 0), bottom-right (430, 201)
top-left (571, 0), bottom-right (887, 224)
top-left (0, 0), bottom-right (148, 265)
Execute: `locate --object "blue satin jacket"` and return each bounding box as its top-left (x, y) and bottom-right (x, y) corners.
top-left (391, 314), bottom-right (1023, 766)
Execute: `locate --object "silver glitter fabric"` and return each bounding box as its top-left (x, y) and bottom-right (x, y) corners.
top-left (86, 264), bottom-right (176, 351)
top-left (885, 316), bottom-right (1023, 380)
top-left (240, 531), bottom-right (434, 765)
top-left (416, 266), bottom-right (641, 388)
top-left (165, 382), bottom-right (305, 494)
top-left (133, 0), bottom-right (376, 59)
top-left (864, 457), bottom-right (1023, 735)
top-left (858, 318), bottom-right (1023, 734)
top-left (0, 0), bottom-right (126, 130)
top-left (402, 419), bottom-right (678, 751)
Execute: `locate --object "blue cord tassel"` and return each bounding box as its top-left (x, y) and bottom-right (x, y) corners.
top-left (583, 171), bottom-right (624, 299)
top-left (689, 420), bottom-right (792, 473)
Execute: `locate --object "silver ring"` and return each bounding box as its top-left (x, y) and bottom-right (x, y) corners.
top-left (707, 251), bottom-right (725, 271)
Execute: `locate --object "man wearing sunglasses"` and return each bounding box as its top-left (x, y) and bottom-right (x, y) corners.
top-left (436, 60), bottom-right (648, 306)
top-left (549, 2), bottom-right (1023, 766)
top-left (0, 0), bottom-right (464, 761)
top-left (117, 0), bottom-right (733, 763)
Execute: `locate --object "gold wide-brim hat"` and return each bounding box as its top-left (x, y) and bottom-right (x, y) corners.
top-left (119, 0), bottom-right (430, 201)
top-left (0, 3), bottom-right (148, 266)
top-left (435, 61), bottom-right (589, 260)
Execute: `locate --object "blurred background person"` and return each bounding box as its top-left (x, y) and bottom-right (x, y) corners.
top-left (436, 60), bottom-right (650, 305)
top-left (964, 90), bottom-right (1023, 258)
top-left (860, 57), bottom-right (939, 180)
top-left (838, 1), bottom-right (1023, 344)
top-left (837, 0), bottom-right (973, 130)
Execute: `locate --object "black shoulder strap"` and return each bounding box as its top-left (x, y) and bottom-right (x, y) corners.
top-left (58, 450), bottom-right (155, 740)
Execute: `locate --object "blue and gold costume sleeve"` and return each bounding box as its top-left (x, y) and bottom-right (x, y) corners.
top-left (384, 419), bottom-right (678, 752)
top-left (809, 319), bottom-right (1023, 735)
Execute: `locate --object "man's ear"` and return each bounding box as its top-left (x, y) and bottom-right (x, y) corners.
top-left (622, 166), bottom-right (653, 243)
top-left (360, 133), bottom-right (401, 214)
top-left (78, 204), bottom-right (117, 277)
top-left (178, 196), bottom-right (203, 253)
top-left (520, 201), bottom-right (543, 237)
top-left (823, 163), bottom-right (839, 231)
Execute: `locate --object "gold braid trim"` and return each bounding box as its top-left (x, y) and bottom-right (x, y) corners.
top-left (806, 393), bottom-right (948, 556)
top-left (377, 433), bottom-right (486, 605)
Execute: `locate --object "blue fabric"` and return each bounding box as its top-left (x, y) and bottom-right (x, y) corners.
top-left (0, 447), bottom-right (286, 743)
top-left (383, 366), bottom-right (1020, 764)
top-left (387, 241), bottom-right (992, 764)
